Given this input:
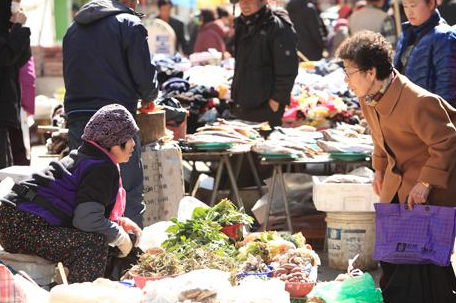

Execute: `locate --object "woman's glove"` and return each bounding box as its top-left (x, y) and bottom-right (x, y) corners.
top-left (110, 227), bottom-right (133, 258)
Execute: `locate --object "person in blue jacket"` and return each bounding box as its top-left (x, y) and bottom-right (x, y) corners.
top-left (394, 0), bottom-right (456, 106)
top-left (0, 104), bottom-right (142, 283)
top-left (63, 0), bottom-right (158, 229)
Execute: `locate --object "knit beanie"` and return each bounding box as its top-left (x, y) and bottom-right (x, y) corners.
top-left (82, 104), bottom-right (139, 149)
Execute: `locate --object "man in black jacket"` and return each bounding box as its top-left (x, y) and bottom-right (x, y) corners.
top-left (0, 1), bottom-right (31, 169)
top-left (231, 0), bottom-right (298, 127)
top-left (156, 0), bottom-right (191, 55)
top-left (286, 0), bottom-right (327, 61)
top-left (63, 0), bottom-right (158, 228)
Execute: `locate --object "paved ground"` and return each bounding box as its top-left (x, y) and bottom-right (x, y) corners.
top-left (316, 250), bottom-right (381, 284)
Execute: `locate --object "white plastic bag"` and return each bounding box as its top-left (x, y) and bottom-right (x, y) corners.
top-left (49, 278), bottom-right (142, 303)
top-left (142, 269), bottom-right (231, 303)
top-left (177, 196), bottom-right (209, 222)
top-left (220, 277), bottom-right (289, 303)
top-left (138, 221), bottom-right (174, 252)
top-left (252, 173), bottom-right (313, 224)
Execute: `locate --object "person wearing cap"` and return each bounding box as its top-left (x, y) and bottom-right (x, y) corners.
top-left (0, 104), bottom-right (141, 283)
top-left (63, 0), bottom-right (158, 229)
top-left (230, 0), bottom-right (299, 127)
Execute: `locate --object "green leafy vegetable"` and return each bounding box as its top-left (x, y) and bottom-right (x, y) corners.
top-left (192, 199), bottom-right (254, 227)
top-left (161, 217), bottom-right (236, 257)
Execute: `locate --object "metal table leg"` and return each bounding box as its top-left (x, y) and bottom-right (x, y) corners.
top-left (228, 154), bottom-right (244, 201)
top-left (210, 157), bottom-right (225, 206)
top-left (263, 165), bottom-right (277, 231)
top-left (224, 155), bottom-right (244, 211)
top-left (278, 165), bottom-right (293, 232)
top-left (247, 152), bottom-right (264, 196)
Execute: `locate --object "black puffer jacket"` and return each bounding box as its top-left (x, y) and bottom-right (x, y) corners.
top-left (231, 6), bottom-right (298, 111)
top-left (0, 0), bottom-right (31, 128)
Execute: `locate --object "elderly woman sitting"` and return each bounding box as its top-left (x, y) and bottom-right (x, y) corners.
top-left (337, 31), bottom-right (456, 303)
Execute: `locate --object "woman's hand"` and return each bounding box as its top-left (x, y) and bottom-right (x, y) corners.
top-left (373, 170), bottom-right (384, 196)
top-left (407, 183), bottom-right (431, 209)
top-left (10, 10), bottom-right (27, 25)
top-left (118, 217), bottom-right (142, 246)
top-left (269, 99), bottom-right (280, 112)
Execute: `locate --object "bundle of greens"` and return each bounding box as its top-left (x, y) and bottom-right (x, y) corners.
top-left (161, 217), bottom-right (236, 257)
top-left (192, 199), bottom-right (254, 227)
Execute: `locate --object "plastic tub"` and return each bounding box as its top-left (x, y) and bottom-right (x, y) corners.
top-left (221, 224), bottom-right (243, 240)
top-left (326, 212), bottom-right (378, 271)
top-left (285, 282), bottom-right (315, 298)
top-left (130, 272), bottom-right (179, 289)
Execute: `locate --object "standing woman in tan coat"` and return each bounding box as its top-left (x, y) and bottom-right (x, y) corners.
top-left (337, 30), bottom-right (456, 303)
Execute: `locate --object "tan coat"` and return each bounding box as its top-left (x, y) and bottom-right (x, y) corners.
top-left (362, 72), bottom-right (456, 206)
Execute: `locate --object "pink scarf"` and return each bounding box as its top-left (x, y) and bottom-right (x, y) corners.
top-left (86, 140), bottom-right (126, 222)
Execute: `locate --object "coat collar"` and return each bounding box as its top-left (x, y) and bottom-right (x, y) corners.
top-left (374, 69), bottom-right (406, 116)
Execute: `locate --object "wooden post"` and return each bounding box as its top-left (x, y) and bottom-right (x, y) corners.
top-left (393, 0), bottom-right (402, 38)
top-left (136, 110), bottom-right (167, 145)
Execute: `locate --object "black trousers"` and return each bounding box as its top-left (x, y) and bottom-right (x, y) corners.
top-left (8, 126), bottom-right (30, 166)
top-left (380, 195), bottom-right (456, 303)
top-left (0, 127), bottom-right (13, 169)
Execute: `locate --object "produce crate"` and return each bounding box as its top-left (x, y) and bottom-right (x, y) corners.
top-left (312, 176), bottom-right (377, 212)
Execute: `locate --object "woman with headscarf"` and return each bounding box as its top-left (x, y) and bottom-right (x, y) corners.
top-left (0, 104), bottom-right (142, 283)
top-left (337, 30), bottom-right (456, 303)
top-left (394, 0), bottom-right (456, 107)
top-left (0, 0), bottom-right (31, 169)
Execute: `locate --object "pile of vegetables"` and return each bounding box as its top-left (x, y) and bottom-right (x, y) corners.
top-left (131, 247), bottom-right (180, 277)
top-left (132, 200), bottom-right (320, 289)
top-left (237, 231), bottom-right (311, 263)
top-left (192, 199), bottom-right (254, 227)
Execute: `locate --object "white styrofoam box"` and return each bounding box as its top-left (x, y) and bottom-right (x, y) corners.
top-left (0, 166), bottom-right (36, 183)
top-left (312, 176), bottom-right (379, 212)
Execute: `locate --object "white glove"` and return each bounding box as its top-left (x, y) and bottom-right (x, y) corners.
top-left (134, 230), bottom-right (142, 247)
top-left (110, 227), bottom-right (133, 258)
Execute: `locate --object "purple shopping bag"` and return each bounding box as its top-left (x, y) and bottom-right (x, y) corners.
top-left (373, 203), bottom-right (456, 266)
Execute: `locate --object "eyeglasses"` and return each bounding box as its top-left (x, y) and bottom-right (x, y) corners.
top-left (344, 69), bottom-right (361, 78)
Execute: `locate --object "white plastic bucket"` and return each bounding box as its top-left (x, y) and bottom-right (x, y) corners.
top-left (326, 212), bottom-right (378, 271)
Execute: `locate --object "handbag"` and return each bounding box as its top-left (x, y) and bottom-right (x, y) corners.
top-left (373, 202), bottom-right (456, 266)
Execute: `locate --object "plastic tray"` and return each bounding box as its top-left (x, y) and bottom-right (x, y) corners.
top-left (257, 152), bottom-right (300, 160)
top-left (193, 142), bottom-right (233, 151)
top-left (329, 152), bottom-right (370, 161)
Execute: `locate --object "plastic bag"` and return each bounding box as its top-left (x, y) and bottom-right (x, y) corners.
top-left (138, 221), bottom-right (174, 252)
top-left (252, 173), bottom-right (313, 224)
top-left (49, 278), bottom-right (143, 303)
top-left (13, 274), bottom-right (50, 303)
top-left (307, 273), bottom-right (383, 303)
top-left (177, 196), bottom-right (209, 222)
top-left (220, 277), bottom-right (289, 303)
top-left (142, 269), bottom-right (230, 303)
top-left (374, 203), bottom-right (456, 266)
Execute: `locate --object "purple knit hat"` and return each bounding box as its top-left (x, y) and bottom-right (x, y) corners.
top-left (82, 104), bottom-right (139, 149)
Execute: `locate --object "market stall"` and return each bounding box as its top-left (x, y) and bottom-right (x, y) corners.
top-left (0, 197), bottom-right (383, 302)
